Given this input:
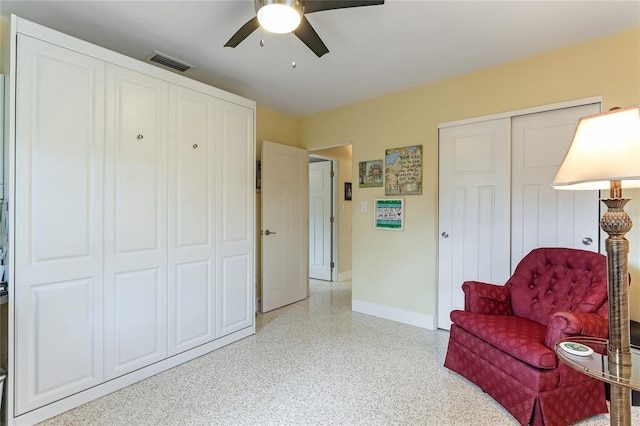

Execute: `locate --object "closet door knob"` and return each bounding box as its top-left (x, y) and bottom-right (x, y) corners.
top-left (136, 134), bottom-right (144, 141)
top-left (441, 232), bottom-right (449, 238)
top-left (582, 237), bottom-right (593, 246)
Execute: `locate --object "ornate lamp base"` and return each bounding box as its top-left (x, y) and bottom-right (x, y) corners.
top-left (601, 196), bottom-right (633, 426)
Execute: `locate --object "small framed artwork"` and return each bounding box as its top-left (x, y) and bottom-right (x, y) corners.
top-left (359, 160), bottom-right (383, 188)
top-left (345, 182), bottom-right (352, 201)
top-left (256, 160), bottom-right (262, 191)
top-left (374, 198), bottom-right (404, 231)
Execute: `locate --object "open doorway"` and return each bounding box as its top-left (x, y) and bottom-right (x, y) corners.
top-left (309, 145), bottom-right (352, 282)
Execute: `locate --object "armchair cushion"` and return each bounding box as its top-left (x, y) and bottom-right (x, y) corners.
top-left (451, 310), bottom-right (556, 369)
top-left (507, 248), bottom-right (608, 326)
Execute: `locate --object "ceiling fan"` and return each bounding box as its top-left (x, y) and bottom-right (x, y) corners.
top-left (224, 0), bottom-right (385, 58)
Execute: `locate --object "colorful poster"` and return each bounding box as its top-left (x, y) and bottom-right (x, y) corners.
top-left (374, 198), bottom-right (404, 231)
top-left (385, 145), bottom-right (422, 195)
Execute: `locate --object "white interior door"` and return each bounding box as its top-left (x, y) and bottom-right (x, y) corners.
top-left (261, 141), bottom-right (309, 313)
top-left (437, 118), bottom-right (512, 330)
top-left (309, 160), bottom-right (332, 280)
top-left (511, 104), bottom-right (601, 266)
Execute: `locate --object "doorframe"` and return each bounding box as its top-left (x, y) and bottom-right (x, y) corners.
top-left (309, 154), bottom-right (339, 282)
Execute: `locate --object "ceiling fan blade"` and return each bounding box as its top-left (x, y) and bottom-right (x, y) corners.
top-left (224, 17), bottom-right (260, 48)
top-left (294, 16), bottom-right (329, 58)
top-left (303, 0), bottom-right (384, 14)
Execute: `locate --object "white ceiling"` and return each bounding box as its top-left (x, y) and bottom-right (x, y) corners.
top-left (2, 1), bottom-right (639, 117)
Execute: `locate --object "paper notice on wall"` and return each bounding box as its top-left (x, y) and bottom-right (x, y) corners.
top-left (374, 199), bottom-right (404, 231)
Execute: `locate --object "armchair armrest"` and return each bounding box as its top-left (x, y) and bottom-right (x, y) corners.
top-left (462, 281), bottom-right (512, 315)
top-left (545, 311), bottom-right (609, 349)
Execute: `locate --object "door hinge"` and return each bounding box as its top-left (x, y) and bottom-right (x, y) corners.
top-left (331, 170), bottom-right (335, 177)
top-left (330, 216), bottom-right (335, 223)
top-left (331, 262), bottom-right (335, 269)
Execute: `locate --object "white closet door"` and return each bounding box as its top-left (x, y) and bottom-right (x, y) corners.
top-left (437, 118), bottom-right (512, 330)
top-left (309, 160), bottom-right (333, 281)
top-left (15, 36), bottom-right (105, 414)
top-left (168, 86), bottom-right (217, 355)
top-left (511, 104), bottom-right (601, 266)
top-left (104, 64), bottom-right (168, 379)
top-left (216, 101), bottom-right (254, 337)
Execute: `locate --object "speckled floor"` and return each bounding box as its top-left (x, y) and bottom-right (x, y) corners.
top-left (38, 280), bottom-right (639, 426)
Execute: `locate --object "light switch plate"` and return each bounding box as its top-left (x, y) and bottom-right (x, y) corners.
top-left (360, 201), bottom-right (368, 212)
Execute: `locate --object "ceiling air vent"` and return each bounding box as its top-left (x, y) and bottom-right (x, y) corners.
top-left (145, 51), bottom-right (194, 73)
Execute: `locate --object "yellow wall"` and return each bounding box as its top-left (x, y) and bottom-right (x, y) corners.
top-left (256, 105), bottom-right (299, 154)
top-left (0, 15), bottom-right (7, 72)
top-left (310, 145), bottom-right (353, 276)
top-left (297, 28), bottom-right (640, 322)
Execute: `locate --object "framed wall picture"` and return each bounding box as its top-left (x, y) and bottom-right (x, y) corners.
top-left (385, 145), bottom-right (422, 195)
top-left (359, 159), bottom-right (383, 187)
top-left (345, 182), bottom-right (352, 200)
top-left (256, 160), bottom-right (262, 191)
top-left (374, 198), bottom-right (404, 231)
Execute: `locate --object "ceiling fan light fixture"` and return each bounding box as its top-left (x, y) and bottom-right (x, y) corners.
top-left (255, 0), bottom-right (302, 34)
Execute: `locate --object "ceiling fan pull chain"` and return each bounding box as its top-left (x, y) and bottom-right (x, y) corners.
top-left (291, 33), bottom-right (297, 69)
top-left (259, 29), bottom-right (265, 47)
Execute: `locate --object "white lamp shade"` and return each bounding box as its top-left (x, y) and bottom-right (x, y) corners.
top-left (552, 105), bottom-right (640, 190)
top-left (256, 1), bottom-right (302, 34)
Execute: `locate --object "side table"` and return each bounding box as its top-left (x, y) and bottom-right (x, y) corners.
top-left (556, 337), bottom-right (640, 425)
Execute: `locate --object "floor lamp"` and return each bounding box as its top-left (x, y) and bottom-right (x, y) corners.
top-left (552, 105), bottom-right (640, 426)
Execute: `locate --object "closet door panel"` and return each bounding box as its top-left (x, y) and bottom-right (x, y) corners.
top-left (173, 261), bottom-right (212, 348)
top-left (168, 86), bottom-right (216, 355)
top-left (511, 104), bottom-right (600, 266)
top-left (105, 64), bottom-right (168, 379)
top-left (174, 93), bottom-right (212, 247)
top-left (220, 254), bottom-right (250, 329)
top-left (110, 268), bottom-right (164, 372)
top-left (14, 35), bottom-right (105, 415)
top-left (112, 76), bottom-right (166, 254)
top-left (219, 104), bottom-right (251, 243)
top-left (437, 118), bottom-right (511, 330)
top-left (216, 101), bottom-right (254, 337)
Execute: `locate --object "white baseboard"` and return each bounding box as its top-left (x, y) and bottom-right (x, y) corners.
top-left (352, 299), bottom-right (436, 330)
top-left (338, 270), bottom-right (352, 282)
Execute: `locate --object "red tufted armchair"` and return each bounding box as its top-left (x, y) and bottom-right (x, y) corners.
top-left (444, 247), bottom-right (610, 426)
